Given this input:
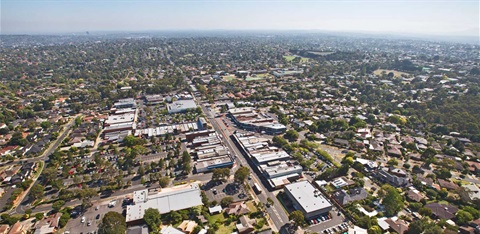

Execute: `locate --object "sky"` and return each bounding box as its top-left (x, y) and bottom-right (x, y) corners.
top-left (1, 0), bottom-right (479, 37)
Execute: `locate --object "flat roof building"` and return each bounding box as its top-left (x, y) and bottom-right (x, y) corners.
top-left (229, 107), bottom-right (286, 135)
top-left (126, 183), bottom-right (203, 224)
top-left (284, 181), bottom-right (332, 219)
top-left (167, 100), bottom-right (198, 114)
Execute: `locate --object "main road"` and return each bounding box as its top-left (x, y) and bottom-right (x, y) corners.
top-left (11, 115), bottom-right (79, 215)
top-left (199, 103), bottom-right (290, 232)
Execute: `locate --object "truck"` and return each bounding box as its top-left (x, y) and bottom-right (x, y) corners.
top-left (253, 183), bottom-right (262, 194)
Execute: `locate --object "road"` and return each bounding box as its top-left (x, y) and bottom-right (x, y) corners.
top-left (11, 116), bottom-right (78, 215)
top-left (199, 103), bottom-right (290, 232)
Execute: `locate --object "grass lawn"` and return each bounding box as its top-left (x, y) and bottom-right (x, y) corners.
top-left (283, 55), bottom-right (309, 63)
top-left (217, 223), bottom-right (236, 234)
top-left (245, 76), bottom-right (264, 81)
top-left (283, 55), bottom-right (296, 61)
top-left (300, 57), bottom-right (309, 63)
top-left (208, 213), bottom-right (225, 225)
top-left (246, 201), bottom-right (258, 213)
top-left (373, 69), bottom-right (410, 78)
top-left (223, 75), bottom-right (236, 81)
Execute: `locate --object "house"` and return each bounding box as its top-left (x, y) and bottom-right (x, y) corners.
top-left (437, 179), bottom-right (460, 190)
top-left (0, 225), bottom-right (10, 234)
top-left (34, 213), bottom-right (62, 234)
top-left (333, 138), bottom-right (349, 148)
top-left (208, 205), bottom-right (222, 215)
top-left (332, 187), bottom-right (368, 206)
top-left (177, 220), bottom-right (197, 234)
top-left (159, 225), bottom-right (184, 234)
top-left (406, 188), bottom-right (424, 202)
top-left (385, 217), bottom-right (409, 234)
top-left (466, 161), bottom-right (480, 174)
top-left (225, 202), bottom-right (251, 216)
top-left (236, 215), bottom-right (256, 234)
top-left (376, 168), bottom-right (409, 187)
top-left (424, 203), bottom-right (458, 219)
top-left (126, 225), bottom-right (148, 234)
top-left (463, 183), bottom-right (480, 201)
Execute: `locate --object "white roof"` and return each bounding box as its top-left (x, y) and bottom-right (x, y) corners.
top-left (126, 183), bottom-right (203, 222)
top-left (208, 205), bottom-right (222, 214)
top-left (284, 181), bottom-right (332, 214)
top-left (160, 226), bottom-right (184, 234)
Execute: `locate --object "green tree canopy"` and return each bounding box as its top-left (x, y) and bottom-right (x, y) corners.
top-left (289, 210), bottom-right (306, 227)
top-left (98, 211), bottom-right (126, 234)
top-left (144, 208), bottom-right (162, 232)
top-left (381, 184), bottom-right (404, 216)
top-left (234, 166), bottom-right (250, 184)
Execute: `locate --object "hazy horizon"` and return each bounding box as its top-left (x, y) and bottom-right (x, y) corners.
top-left (1, 0), bottom-right (479, 38)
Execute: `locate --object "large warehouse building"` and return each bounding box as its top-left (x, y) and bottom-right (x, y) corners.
top-left (125, 183), bottom-right (203, 224)
top-left (284, 181), bottom-right (333, 219)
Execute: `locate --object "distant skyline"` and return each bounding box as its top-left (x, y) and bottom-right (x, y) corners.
top-left (1, 0), bottom-right (479, 37)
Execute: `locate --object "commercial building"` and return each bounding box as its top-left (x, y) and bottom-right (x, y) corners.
top-left (144, 95), bottom-right (164, 105)
top-left (126, 183), bottom-right (203, 224)
top-left (167, 100), bottom-right (198, 114)
top-left (190, 132), bottom-right (233, 173)
top-left (113, 98), bottom-right (136, 109)
top-left (284, 181), bottom-right (333, 219)
top-left (232, 132), bottom-right (302, 189)
top-left (228, 107), bottom-right (286, 135)
top-left (134, 122), bottom-right (199, 138)
top-left (104, 113), bottom-right (135, 126)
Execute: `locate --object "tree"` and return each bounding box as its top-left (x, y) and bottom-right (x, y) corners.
top-left (382, 184), bottom-right (404, 216)
top-left (368, 225), bottom-right (382, 234)
top-left (165, 210), bottom-right (182, 224)
top-left (284, 130), bottom-right (299, 142)
top-left (456, 210), bottom-right (474, 225)
top-left (40, 121), bottom-right (51, 130)
top-left (137, 165), bottom-right (145, 176)
top-left (158, 176), bottom-right (170, 188)
top-left (461, 206), bottom-right (480, 219)
top-left (211, 168), bottom-right (230, 182)
top-left (289, 210), bottom-right (306, 227)
top-left (30, 184), bottom-right (45, 200)
top-left (221, 196), bottom-right (234, 207)
top-left (234, 166), bottom-right (250, 184)
top-left (144, 208), bottom-right (162, 232)
top-left (52, 200), bottom-right (65, 213)
top-left (418, 207), bottom-right (432, 217)
top-left (98, 211), bottom-right (126, 234)
top-left (267, 197), bottom-right (274, 206)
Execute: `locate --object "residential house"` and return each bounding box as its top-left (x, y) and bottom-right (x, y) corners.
top-left (424, 203), bottom-right (458, 220)
top-left (332, 187), bottom-right (368, 206)
top-left (463, 183), bottom-right (480, 201)
top-left (376, 168), bottom-right (409, 187)
top-left (333, 138), bottom-right (349, 148)
top-left (177, 220), bottom-right (197, 234)
top-left (236, 215), bottom-right (256, 234)
top-left (34, 213), bottom-right (62, 234)
top-left (385, 217), bottom-right (409, 234)
top-left (0, 225), bottom-right (9, 234)
top-left (406, 187), bottom-right (424, 202)
top-left (437, 179), bottom-right (459, 191)
top-left (225, 201), bottom-right (251, 216)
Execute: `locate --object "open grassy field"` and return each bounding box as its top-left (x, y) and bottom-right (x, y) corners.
top-left (246, 201), bottom-right (258, 213)
top-left (217, 223), bottom-right (236, 234)
top-left (373, 69), bottom-right (410, 78)
top-left (283, 55), bottom-right (309, 63)
top-left (222, 75), bottom-right (236, 81)
top-left (245, 76), bottom-right (264, 81)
